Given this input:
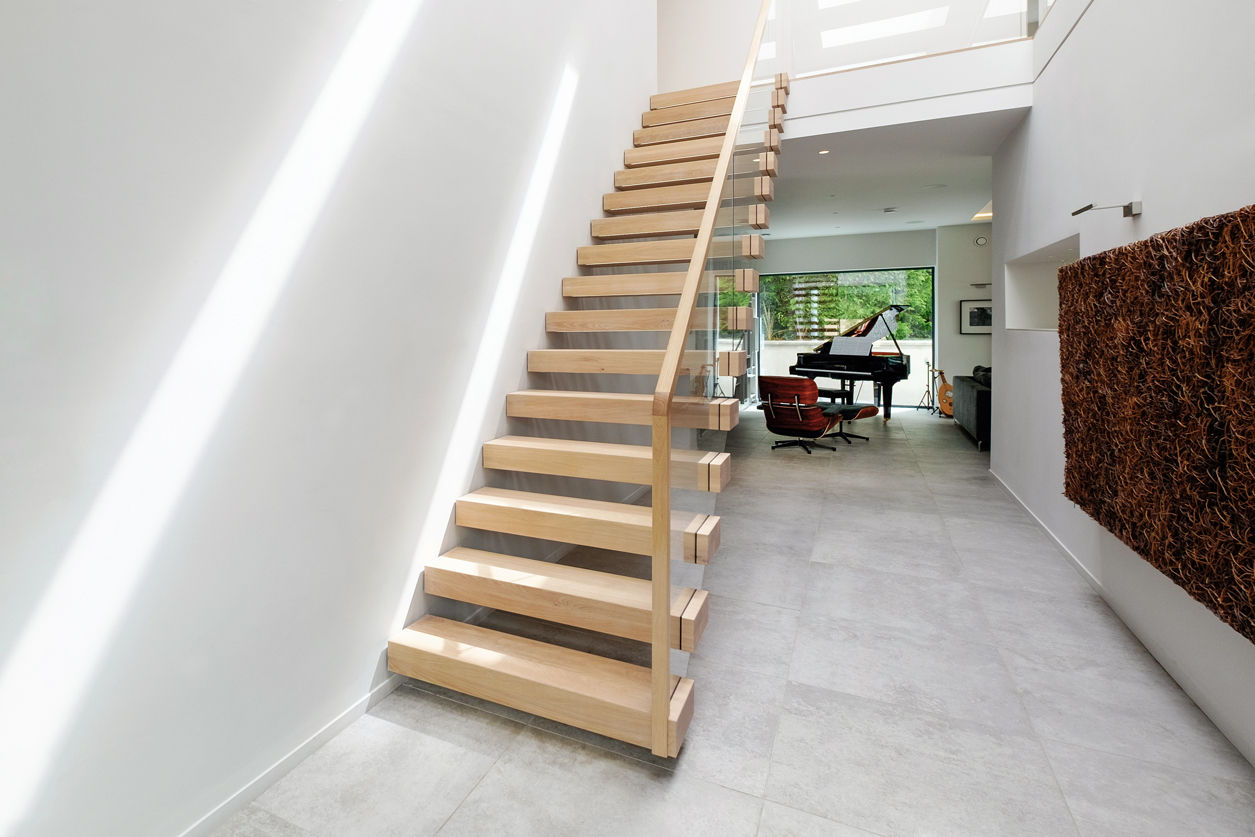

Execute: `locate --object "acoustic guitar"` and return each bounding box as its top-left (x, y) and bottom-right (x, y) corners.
top-left (936, 369), bottom-right (954, 417)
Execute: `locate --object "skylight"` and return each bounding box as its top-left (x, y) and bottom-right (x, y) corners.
top-left (983, 0), bottom-right (1027, 17)
top-left (820, 7), bottom-right (950, 48)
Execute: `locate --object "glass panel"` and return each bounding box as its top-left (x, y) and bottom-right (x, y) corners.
top-left (777, 0), bottom-right (1028, 78)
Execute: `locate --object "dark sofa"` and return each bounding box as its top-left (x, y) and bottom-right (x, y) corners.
top-left (952, 365), bottom-right (991, 451)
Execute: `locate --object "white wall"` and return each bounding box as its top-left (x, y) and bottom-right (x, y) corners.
top-left (992, 0), bottom-right (1255, 765)
top-left (0, 1), bottom-right (657, 833)
top-left (758, 229), bottom-right (936, 275)
top-left (935, 223), bottom-right (993, 378)
top-left (657, 0), bottom-right (761, 91)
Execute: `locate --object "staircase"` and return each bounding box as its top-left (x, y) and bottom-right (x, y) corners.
top-left (388, 59), bottom-right (787, 755)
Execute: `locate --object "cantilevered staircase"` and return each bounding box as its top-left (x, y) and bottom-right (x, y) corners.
top-left (388, 6), bottom-right (785, 758)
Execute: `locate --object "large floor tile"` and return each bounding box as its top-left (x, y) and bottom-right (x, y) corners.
top-left (766, 682), bottom-right (1078, 836)
top-left (437, 727), bottom-right (763, 836)
top-left (1045, 739), bottom-right (1255, 836)
top-left (1003, 651), bottom-right (1255, 783)
top-left (670, 658), bottom-right (788, 796)
top-left (252, 714), bottom-right (500, 837)
top-left (369, 685), bottom-right (527, 756)
top-left (688, 594), bottom-right (799, 678)
top-left (800, 562), bottom-right (990, 642)
top-left (790, 612), bottom-right (1034, 733)
top-left (700, 543), bottom-right (809, 611)
top-left (976, 583), bottom-right (1135, 660)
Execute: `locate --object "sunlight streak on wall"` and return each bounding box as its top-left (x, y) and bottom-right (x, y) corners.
top-left (391, 65), bottom-right (580, 631)
top-left (0, 0), bottom-right (423, 827)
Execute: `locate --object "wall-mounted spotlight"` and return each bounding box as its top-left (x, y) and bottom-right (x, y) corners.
top-left (1072, 201), bottom-right (1142, 217)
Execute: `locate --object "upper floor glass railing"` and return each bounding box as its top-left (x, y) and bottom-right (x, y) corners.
top-left (753, 0), bottom-right (1055, 80)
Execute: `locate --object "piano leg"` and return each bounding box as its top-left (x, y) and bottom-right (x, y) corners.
top-left (882, 383), bottom-right (895, 421)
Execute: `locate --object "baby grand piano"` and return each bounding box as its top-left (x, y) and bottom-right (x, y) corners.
top-left (788, 304), bottom-right (911, 420)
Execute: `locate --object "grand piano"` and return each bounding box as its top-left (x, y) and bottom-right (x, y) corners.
top-left (788, 304), bottom-right (911, 420)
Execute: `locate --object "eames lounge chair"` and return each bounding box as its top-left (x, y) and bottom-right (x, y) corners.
top-left (758, 375), bottom-right (879, 453)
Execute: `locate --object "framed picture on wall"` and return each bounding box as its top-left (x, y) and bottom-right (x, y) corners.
top-left (959, 299), bottom-right (993, 334)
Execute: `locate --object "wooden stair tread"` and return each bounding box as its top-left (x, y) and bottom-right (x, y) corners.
top-left (546, 306), bottom-right (751, 332)
top-left (425, 547), bottom-right (709, 650)
top-left (623, 129), bottom-right (778, 169)
top-left (634, 115), bottom-right (730, 147)
top-left (615, 154), bottom-right (775, 191)
top-left (591, 204), bottom-right (767, 241)
top-left (615, 158), bottom-right (717, 190)
top-left (624, 136), bottom-right (724, 169)
top-left (455, 487), bottom-right (720, 562)
top-left (526, 348), bottom-right (746, 379)
top-left (576, 239), bottom-right (696, 268)
top-left (561, 269), bottom-right (759, 298)
top-left (642, 96), bottom-right (736, 128)
top-left (576, 237), bottom-right (761, 268)
top-left (603, 177), bottom-right (772, 214)
top-left (506, 390), bottom-right (739, 431)
top-left (650, 80), bottom-right (739, 110)
top-left (603, 181), bottom-right (710, 214)
top-left (388, 615), bottom-right (693, 755)
top-left (483, 434), bottom-right (731, 491)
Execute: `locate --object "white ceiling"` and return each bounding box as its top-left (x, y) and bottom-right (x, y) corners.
top-left (763, 108), bottom-right (1029, 239)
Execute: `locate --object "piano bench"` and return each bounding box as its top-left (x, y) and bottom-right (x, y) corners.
top-left (816, 387), bottom-right (853, 404)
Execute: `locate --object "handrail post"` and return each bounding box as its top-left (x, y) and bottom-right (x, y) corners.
top-left (649, 414), bottom-right (671, 757)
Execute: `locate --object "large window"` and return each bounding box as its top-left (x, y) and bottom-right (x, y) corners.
top-left (752, 268), bottom-right (935, 407)
top-left (759, 268), bottom-right (933, 341)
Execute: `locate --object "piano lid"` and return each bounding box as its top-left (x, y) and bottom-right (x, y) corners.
top-left (813, 305), bottom-right (908, 357)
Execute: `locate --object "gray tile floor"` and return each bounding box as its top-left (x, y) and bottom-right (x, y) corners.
top-left (217, 411), bottom-right (1255, 836)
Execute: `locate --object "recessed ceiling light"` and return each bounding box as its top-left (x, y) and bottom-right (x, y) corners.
top-left (832, 210), bottom-right (839, 214)
top-left (922, 183), bottom-right (948, 190)
top-left (818, 149), bottom-right (830, 155)
top-left (906, 220), bottom-right (924, 224)
top-left (883, 207), bottom-right (897, 213)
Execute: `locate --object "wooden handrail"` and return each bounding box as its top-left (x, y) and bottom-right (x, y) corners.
top-left (647, 0), bottom-right (773, 757)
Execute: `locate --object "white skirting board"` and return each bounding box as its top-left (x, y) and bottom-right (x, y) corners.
top-left (178, 674), bottom-right (403, 837)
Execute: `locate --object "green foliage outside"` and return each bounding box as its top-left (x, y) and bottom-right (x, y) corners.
top-left (730, 268), bottom-right (934, 340)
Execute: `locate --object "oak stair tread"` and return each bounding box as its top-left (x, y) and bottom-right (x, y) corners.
top-left (576, 237), bottom-right (762, 268)
top-left (506, 389), bottom-right (739, 431)
top-left (623, 129), bottom-right (779, 169)
top-left (633, 115), bottom-right (730, 147)
top-left (641, 96), bottom-right (736, 128)
top-left (425, 547), bottom-right (709, 651)
top-left (526, 348), bottom-right (746, 379)
top-left (483, 434), bottom-right (731, 491)
top-left (591, 205), bottom-right (767, 241)
top-left (561, 269), bottom-right (759, 297)
top-left (454, 486), bottom-right (720, 563)
top-left (603, 177), bottom-right (772, 214)
top-left (649, 80), bottom-right (739, 110)
top-left (546, 306), bottom-right (751, 332)
top-left (388, 615), bottom-right (694, 756)
top-left (614, 158), bottom-right (717, 190)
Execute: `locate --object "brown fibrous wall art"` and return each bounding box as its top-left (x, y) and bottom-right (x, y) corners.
top-left (1058, 203), bottom-right (1255, 645)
